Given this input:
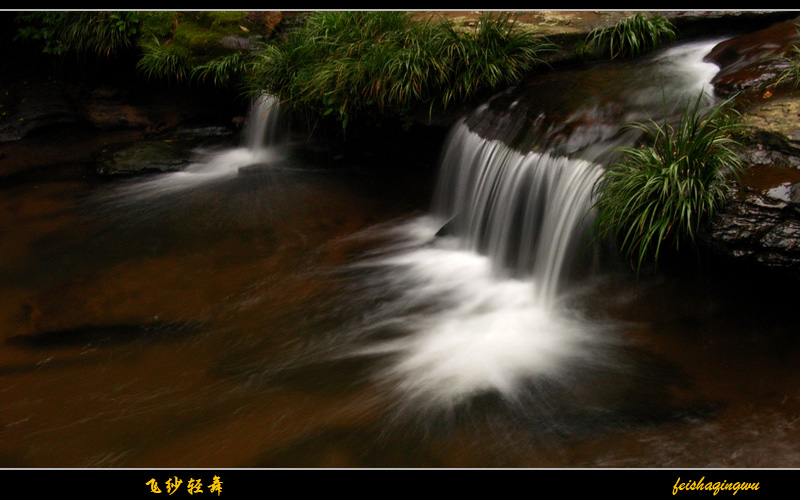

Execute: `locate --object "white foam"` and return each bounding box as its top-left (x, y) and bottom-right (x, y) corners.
top-left (349, 218), bottom-right (596, 410)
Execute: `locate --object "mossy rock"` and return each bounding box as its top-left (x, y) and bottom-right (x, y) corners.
top-left (94, 139), bottom-right (193, 175)
top-left (136, 11), bottom-right (282, 82)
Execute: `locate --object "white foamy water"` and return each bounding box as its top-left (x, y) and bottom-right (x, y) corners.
top-left (433, 122), bottom-right (603, 305)
top-left (648, 39), bottom-right (723, 102)
top-left (348, 217), bottom-right (599, 412)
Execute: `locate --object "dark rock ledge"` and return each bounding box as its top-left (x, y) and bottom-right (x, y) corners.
top-left (700, 17), bottom-right (800, 275)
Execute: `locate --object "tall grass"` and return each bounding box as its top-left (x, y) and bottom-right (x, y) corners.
top-left (247, 11), bottom-right (554, 127)
top-left (584, 14), bottom-right (676, 60)
top-left (136, 37), bottom-right (190, 83)
top-left (14, 11), bottom-right (555, 117)
top-left (192, 53), bottom-right (250, 89)
top-left (592, 93), bottom-right (745, 272)
top-left (15, 11), bottom-right (140, 57)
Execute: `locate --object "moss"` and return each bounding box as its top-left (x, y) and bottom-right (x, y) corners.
top-left (140, 12), bottom-right (242, 50)
top-left (136, 11), bottom-right (272, 84)
top-left (173, 12), bottom-right (246, 48)
top-left (137, 11), bottom-right (177, 40)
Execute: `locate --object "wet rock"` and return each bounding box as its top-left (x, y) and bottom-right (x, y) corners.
top-left (94, 139), bottom-right (195, 175)
top-left (80, 87), bottom-right (155, 131)
top-left (0, 80), bottom-right (81, 142)
top-left (434, 216), bottom-right (458, 237)
top-left (742, 96), bottom-right (800, 155)
top-left (704, 96), bottom-right (800, 270)
top-left (707, 16), bottom-right (800, 99)
top-left (706, 195), bottom-right (800, 273)
top-left (0, 82), bottom-right (170, 142)
top-left (0, 78), bottom-right (239, 149)
top-left (94, 123), bottom-right (236, 175)
top-left (705, 160), bottom-right (800, 274)
top-left (698, 20), bottom-right (800, 276)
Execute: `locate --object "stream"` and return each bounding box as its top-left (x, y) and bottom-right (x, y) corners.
top-left (1, 37), bottom-right (800, 469)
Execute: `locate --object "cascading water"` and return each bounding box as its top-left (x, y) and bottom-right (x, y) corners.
top-left (183, 91), bottom-right (283, 179)
top-left (338, 39), bottom-right (726, 417)
top-left (92, 39), bottom-right (727, 420)
top-left (432, 124), bottom-right (603, 305)
top-left (100, 93), bottom-right (284, 204)
top-left (243, 92), bottom-right (282, 154)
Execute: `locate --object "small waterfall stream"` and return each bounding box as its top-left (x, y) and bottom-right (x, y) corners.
top-left (101, 93), bottom-right (284, 204)
top-left (90, 39), bottom-right (728, 420)
top-left (7, 30), bottom-right (800, 467)
top-left (180, 92), bottom-right (284, 178)
top-left (243, 93), bottom-right (282, 153)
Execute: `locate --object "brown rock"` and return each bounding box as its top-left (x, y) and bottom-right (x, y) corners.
top-left (707, 17), bottom-right (800, 98)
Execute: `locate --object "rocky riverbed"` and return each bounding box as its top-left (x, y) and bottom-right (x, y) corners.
top-left (4, 11), bottom-right (800, 470)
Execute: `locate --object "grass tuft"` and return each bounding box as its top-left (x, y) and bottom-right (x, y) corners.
top-left (592, 93), bottom-right (745, 272)
top-left (15, 11), bottom-right (140, 57)
top-left (584, 14), bottom-right (677, 60)
top-left (136, 37), bottom-right (190, 83)
top-left (247, 11), bottom-right (555, 127)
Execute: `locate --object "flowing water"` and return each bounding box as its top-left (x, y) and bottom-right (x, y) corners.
top-left (2, 38), bottom-right (800, 468)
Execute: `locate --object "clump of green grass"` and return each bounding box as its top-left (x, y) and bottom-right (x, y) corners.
top-left (435, 13), bottom-right (557, 108)
top-left (247, 11), bottom-right (554, 128)
top-left (192, 53), bottom-right (251, 89)
top-left (135, 12), bottom-right (255, 87)
top-left (584, 14), bottom-right (677, 60)
top-left (136, 37), bottom-right (191, 83)
top-left (592, 93), bottom-right (745, 272)
top-left (15, 11), bottom-right (140, 57)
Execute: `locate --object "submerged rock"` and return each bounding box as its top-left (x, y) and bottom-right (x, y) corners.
top-left (95, 139), bottom-right (193, 175)
top-left (94, 123), bottom-right (236, 175)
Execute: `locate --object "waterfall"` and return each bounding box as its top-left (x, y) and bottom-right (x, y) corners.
top-left (101, 93), bottom-right (284, 203)
top-left (181, 92), bottom-right (283, 177)
top-left (430, 38), bottom-right (726, 304)
top-left (433, 122), bottom-right (603, 305)
top-left (340, 39), bottom-right (726, 414)
top-left (243, 93), bottom-right (281, 153)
